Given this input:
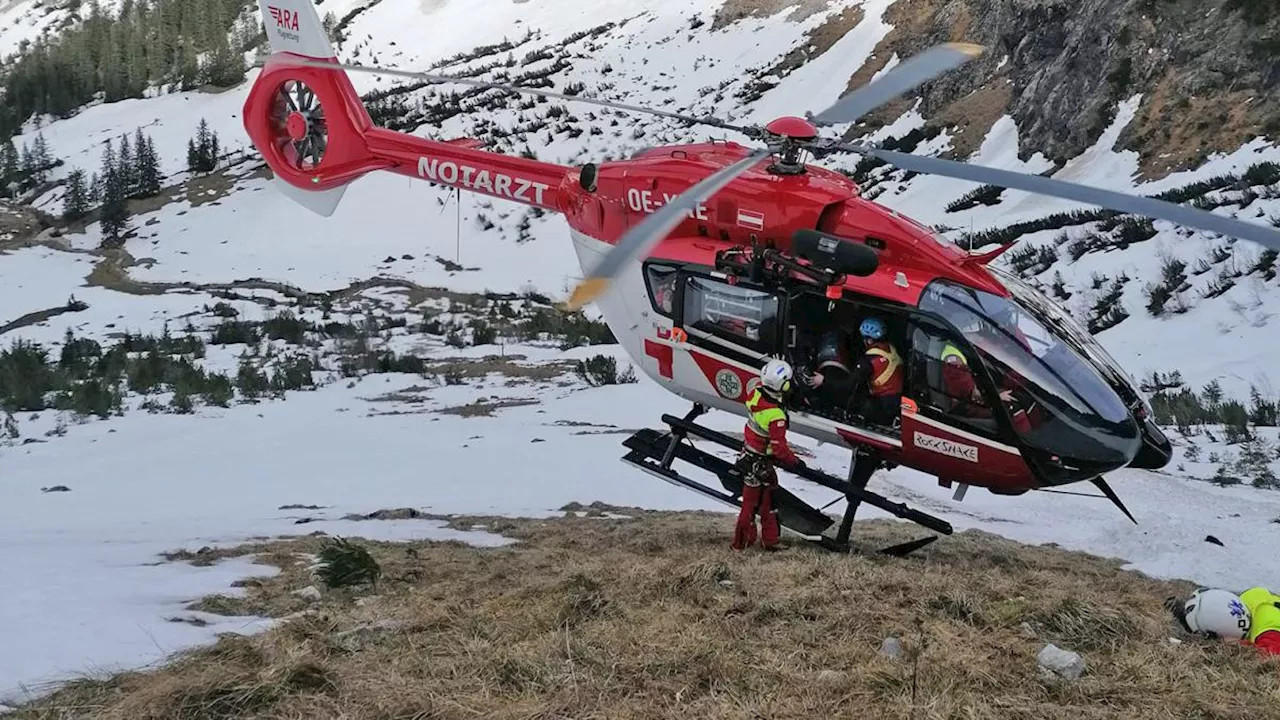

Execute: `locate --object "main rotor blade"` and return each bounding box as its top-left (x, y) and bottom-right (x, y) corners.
top-left (279, 57), bottom-right (757, 137)
top-left (851, 144), bottom-right (1280, 251)
top-left (809, 43), bottom-right (984, 127)
top-left (564, 147), bottom-right (772, 310)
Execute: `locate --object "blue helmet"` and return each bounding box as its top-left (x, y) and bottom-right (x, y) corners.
top-left (859, 317), bottom-right (885, 340)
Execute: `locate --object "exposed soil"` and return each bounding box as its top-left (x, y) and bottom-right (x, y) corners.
top-left (710, 0), bottom-right (830, 31)
top-left (758, 4), bottom-right (866, 79)
top-left (842, 0), bottom-right (1012, 159)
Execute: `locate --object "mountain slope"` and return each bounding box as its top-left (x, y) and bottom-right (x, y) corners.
top-left (1, 0), bottom-right (1280, 705)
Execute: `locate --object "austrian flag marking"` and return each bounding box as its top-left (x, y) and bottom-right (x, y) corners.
top-left (737, 208), bottom-right (764, 231)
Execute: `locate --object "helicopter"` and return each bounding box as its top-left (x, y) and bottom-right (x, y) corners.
top-left (245, 0), bottom-right (1280, 555)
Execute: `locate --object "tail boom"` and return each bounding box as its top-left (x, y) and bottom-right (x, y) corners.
top-left (366, 129), bottom-right (567, 212)
top-left (245, 0), bottom-right (570, 214)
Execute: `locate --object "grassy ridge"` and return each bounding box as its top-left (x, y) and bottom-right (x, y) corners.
top-left (9, 509), bottom-right (1278, 719)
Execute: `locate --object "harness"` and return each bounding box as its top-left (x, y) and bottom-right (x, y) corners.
top-left (744, 388), bottom-right (785, 454)
top-left (865, 344), bottom-right (902, 390)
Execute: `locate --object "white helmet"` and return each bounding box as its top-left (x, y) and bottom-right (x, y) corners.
top-left (1182, 588), bottom-right (1251, 639)
top-left (760, 359), bottom-right (793, 395)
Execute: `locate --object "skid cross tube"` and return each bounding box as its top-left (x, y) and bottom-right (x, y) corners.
top-left (835, 448), bottom-right (877, 546)
top-left (661, 403), bottom-right (707, 470)
top-left (658, 413), bottom-right (954, 536)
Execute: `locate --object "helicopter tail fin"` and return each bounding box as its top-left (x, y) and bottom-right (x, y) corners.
top-left (257, 0), bottom-right (335, 60)
top-left (244, 0), bottom-right (384, 216)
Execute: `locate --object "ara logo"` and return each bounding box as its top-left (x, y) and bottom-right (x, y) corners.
top-left (418, 157), bottom-right (549, 205)
top-left (266, 5), bottom-right (300, 42)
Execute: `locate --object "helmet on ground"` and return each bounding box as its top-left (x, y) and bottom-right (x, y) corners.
top-left (759, 358), bottom-right (793, 395)
top-left (860, 317), bottom-right (885, 340)
top-left (1181, 588), bottom-right (1251, 639)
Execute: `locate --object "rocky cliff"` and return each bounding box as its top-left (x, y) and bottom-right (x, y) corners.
top-left (842, 0), bottom-right (1280, 180)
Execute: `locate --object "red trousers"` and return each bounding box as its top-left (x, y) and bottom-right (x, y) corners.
top-left (732, 458), bottom-right (779, 550)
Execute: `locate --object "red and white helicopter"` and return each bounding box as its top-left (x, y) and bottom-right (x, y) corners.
top-left (244, 0), bottom-right (1280, 554)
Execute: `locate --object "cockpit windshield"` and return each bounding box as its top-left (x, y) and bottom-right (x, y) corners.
top-left (919, 278), bottom-right (1139, 466)
top-left (988, 266), bottom-right (1145, 403)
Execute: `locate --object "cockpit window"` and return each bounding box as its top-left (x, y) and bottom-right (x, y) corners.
top-left (919, 278), bottom-right (1137, 465)
top-left (989, 266), bottom-right (1145, 406)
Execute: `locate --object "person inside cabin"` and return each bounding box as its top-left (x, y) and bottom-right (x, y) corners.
top-left (848, 317), bottom-right (904, 427)
top-left (652, 272), bottom-right (677, 315)
top-left (939, 340), bottom-right (993, 416)
top-left (802, 329), bottom-right (857, 413)
top-left (938, 335), bottom-right (1038, 433)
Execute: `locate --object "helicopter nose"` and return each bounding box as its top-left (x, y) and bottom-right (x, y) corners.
top-left (1129, 415), bottom-right (1174, 470)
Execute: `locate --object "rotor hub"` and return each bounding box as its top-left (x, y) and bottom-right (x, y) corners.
top-left (285, 111), bottom-right (309, 141)
top-left (269, 79), bottom-right (329, 172)
top-left (763, 115), bottom-right (818, 141)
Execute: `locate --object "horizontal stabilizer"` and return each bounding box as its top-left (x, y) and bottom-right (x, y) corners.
top-left (271, 175), bottom-right (347, 216)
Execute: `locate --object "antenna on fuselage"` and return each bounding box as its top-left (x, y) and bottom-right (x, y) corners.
top-left (437, 185), bottom-right (462, 265)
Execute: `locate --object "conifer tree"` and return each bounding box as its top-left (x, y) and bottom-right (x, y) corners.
top-left (207, 126), bottom-right (219, 168)
top-left (31, 132), bottom-right (52, 184)
top-left (117, 132), bottom-right (135, 196)
top-left (135, 128), bottom-right (161, 196)
top-left (98, 139), bottom-right (129, 242)
top-left (187, 118), bottom-right (219, 173)
top-left (0, 140), bottom-right (17, 196)
top-left (63, 168), bottom-right (89, 221)
top-left (19, 142), bottom-right (34, 187)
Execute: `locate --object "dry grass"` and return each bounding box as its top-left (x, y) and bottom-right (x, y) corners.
top-left (434, 397), bottom-right (541, 417)
top-left (425, 357), bottom-right (576, 382)
top-left (10, 509), bottom-right (1280, 719)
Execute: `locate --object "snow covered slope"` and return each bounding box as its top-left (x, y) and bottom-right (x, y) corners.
top-left (1, 0), bottom-right (1279, 705)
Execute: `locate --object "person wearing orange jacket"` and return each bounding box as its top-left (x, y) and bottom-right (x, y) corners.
top-left (732, 358), bottom-right (805, 551)
top-left (851, 317), bottom-right (904, 426)
top-left (1167, 586), bottom-right (1280, 655)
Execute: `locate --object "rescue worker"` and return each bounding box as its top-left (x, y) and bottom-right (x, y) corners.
top-left (1167, 586), bottom-right (1280, 655)
top-left (652, 272), bottom-right (676, 314)
top-left (733, 358), bottom-right (805, 551)
top-left (940, 341), bottom-right (991, 414)
top-left (803, 329), bottom-right (855, 412)
top-left (938, 340), bottom-right (1033, 431)
top-left (851, 317), bottom-right (904, 426)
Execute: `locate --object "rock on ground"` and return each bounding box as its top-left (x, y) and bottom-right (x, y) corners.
top-left (1037, 643), bottom-right (1086, 681)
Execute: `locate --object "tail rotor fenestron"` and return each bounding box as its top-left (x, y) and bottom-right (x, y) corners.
top-left (271, 79), bottom-right (329, 171)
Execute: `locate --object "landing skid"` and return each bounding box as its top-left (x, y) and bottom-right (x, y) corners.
top-left (620, 404), bottom-right (953, 556)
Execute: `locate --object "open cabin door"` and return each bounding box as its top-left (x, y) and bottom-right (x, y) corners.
top-left (642, 259), bottom-right (788, 370)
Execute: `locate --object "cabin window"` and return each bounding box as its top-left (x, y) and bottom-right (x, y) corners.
top-left (682, 275), bottom-right (780, 355)
top-left (644, 263), bottom-right (678, 318)
top-left (907, 322), bottom-right (999, 438)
